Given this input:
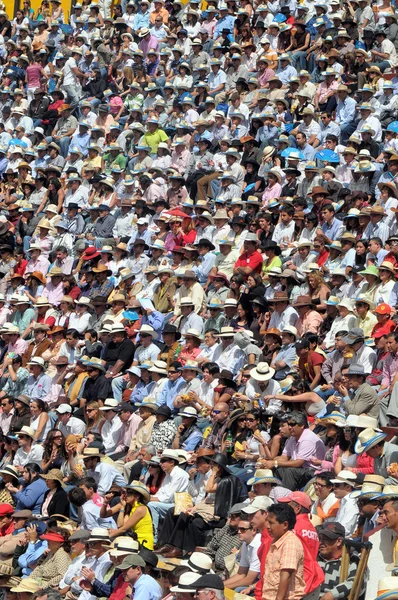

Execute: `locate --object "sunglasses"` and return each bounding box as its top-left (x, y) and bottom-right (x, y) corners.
top-left (238, 526), bottom-right (251, 532)
top-left (287, 421), bottom-right (298, 427)
top-left (212, 410), bottom-right (223, 415)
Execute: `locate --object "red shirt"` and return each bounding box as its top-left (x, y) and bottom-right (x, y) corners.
top-left (14, 259), bottom-right (27, 276)
top-left (371, 319), bottom-right (396, 337)
top-left (316, 249), bottom-right (329, 267)
top-left (254, 528), bottom-right (272, 600)
top-left (0, 522), bottom-right (14, 537)
top-left (235, 250), bottom-right (263, 275)
top-left (294, 514), bottom-right (324, 593)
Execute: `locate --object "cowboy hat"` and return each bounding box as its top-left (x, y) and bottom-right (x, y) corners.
top-left (249, 362), bottom-right (275, 382)
top-left (247, 469), bottom-right (282, 486)
top-left (41, 469), bottom-right (65, 488)
top-left (139, 324), bottom-right (158, 340)
top-left (355, 427), bottom-right (387, 454)
top-left (124, 481), bottom-right (150, 502)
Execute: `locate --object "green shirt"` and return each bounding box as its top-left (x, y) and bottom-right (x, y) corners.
top-left (142, 128), bottom-right (168, 153)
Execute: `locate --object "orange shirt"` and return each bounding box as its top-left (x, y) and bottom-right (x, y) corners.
top-left (263, 530), bottom-right (306, 600)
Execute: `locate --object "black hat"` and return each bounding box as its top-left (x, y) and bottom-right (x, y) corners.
top-left (162, 324), bottom-right (181, 340)
top-left (91, 295), bottom-right (108, 305)
top-left (118, 402), bottom-right (135, 413)
top-left (133, 238), bottom-right (149, 250)
top-left (218, 369), bottom-right (235, 386)
top-left (193, 574), bottom-right (224, 591)
top-left (196, 238), bottom-right (215, 250)
top-left (139, 547), bottom-right (158, 568)
top-left (230, 215), bottom-right (247, 227)
top-left (155, 405), bottom-right (172, 418)
top-left (68, 202), bottom-right (79, 210)
top-left (317, 522), bottom-right (345, 540)
top-left (203, 452), bottom-right (232, 474)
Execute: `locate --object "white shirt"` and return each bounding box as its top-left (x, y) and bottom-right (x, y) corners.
top-left (58, 415), bottom-right (86, 437)
top-left (352, 344), bottom-right (377, 374)
top-left (68, 311), bottom-right (92, 334)
top-left (156, 465), bottom-right (189, 503)
top-left (59, 552), bottom-right (92, 594)
top-left (88, 462), bottom-right (127, 496)
top-left (101, 415), bottom-right (123, 453)
top-left (78, 552), bottom-right (113, 600)
top-left (245, 378), bottom-right (281, 414)
top-left (239, 533), bottom-right (262, 572)
top-left (213, 343), bottom-right (245, 377)
top-left (80, 499), bottom-right (117, 532)
top-left (64, 56), bottom-right (79, 86)
top-left (335, 493), bottom-right (359, 536)
top-left (269, 306), bottom-right (298, 330)
top-left (13, 444), bottom-right (44, 467)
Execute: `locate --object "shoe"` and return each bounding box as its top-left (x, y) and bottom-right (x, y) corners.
top-left (156, 544), bottom-right (173, 555)
top-left (163, 547), bottom-right (183, 559)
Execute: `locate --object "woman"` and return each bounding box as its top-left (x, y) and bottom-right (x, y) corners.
top-left (244, 274), bottom-right (266, 302)
top-left (103, 481), bottom-right (154, 549)
top-left (8, 463), bottom-right (48, 513)
top-left (264, 379), bottom-right (326, 416)
top-left (306, 271), bottom-right (330, 310)
top-left (26, 54), bottom-right (48, 101)
top-left (229, 274), bottom-right (245, 301)
top-left (213, 370), bottom-right (237, 406)
top-left (62, 278), bottom-right (81, 301)
top-left (45, 178), bottom-right (64, 213)
top-left (230, 303), bottom-right (252, 330)
top-left (25, 271), bottom-right (46, 303)
top-left (9, 395), bottom-right (31, 435)
top-left (359, 265), bottom-right (380, 302)
top-left (146, 456), bottom-right (165, 495)
top-left (222, 409), bottom-right (248, 459)
top-left (85, 401), bottom-right (105, 434)
top-left (40, 468), bottom-right (69, 517)
top-left (375, 261), bottom-right (396, 305)
top-left (355, 239), bottom-right (369, 268)
top-left (29, 527), bottom-right (71, 587)
top-left (262, 240), bottom-right (283, 274)
top-left (299, 212), bottom-right (319, 243)
top-left (179, 329), bottom-right (203, 365)
top-left (157, 452), bottom-right (242, 558)
top-left (257, 212), bottom-right (274, 244)
top-left (30, 399), bottom-right (51, 443)
top-left (228, 409), bottom-right (270, 484)
top-left (68, 297), bottom-right (92, 334)
top-left (0, 464), bottom-right (20, 505)
top-left (41, 429), bottom-right (67, 473)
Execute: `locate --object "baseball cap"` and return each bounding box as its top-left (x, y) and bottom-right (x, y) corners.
top-left (278, 491), bottom-right (312, 510)
top-left (317, 522), bottom-right (345, 539)
top-left (55, 403), bottom-right (72, 414)
top-left (374, 303), bottom-right (392, 315)
top-left (242, 496), bottom-right (273, 514)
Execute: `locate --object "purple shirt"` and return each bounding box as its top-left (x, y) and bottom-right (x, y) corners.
top-left (283, 428), bottom-right (326, 469)
top-left (139, 35), bottom-right (159, 54)
top-left (382, 352), bottom-right (398, 388)
top-left (42, 281), bottom-right (64, 306)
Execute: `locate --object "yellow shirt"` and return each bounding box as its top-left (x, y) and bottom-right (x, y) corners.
top-left (130, 501), bottom-right (154, 549)
top-left (142, 129), bottom-right (168, 153)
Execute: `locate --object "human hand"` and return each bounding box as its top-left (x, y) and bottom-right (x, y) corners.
top-left (81, 567), bottom-right (95, 582)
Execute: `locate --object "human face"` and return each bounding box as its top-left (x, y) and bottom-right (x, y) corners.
top-left (380, 501), bottom-right (398, 530)
top-left (319, 535), bottom-right (339, 559)
top-left (160, 457), bottom-right (175, 474)
top-left (266, 512), bottom-right (287, 539)
top-left (245, 414), bottom-right (258, 431)
top-left (211, 405), bottom-right (228, 423)
top-left (1, 398), bottom-right (13, 414)
top-left (287, 418), bottom-right (304, 439)
top-left (314, 478), bottom-right (332, 500)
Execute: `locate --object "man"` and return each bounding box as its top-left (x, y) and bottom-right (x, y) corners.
top-left (13, 425), bottom-right (44, 469)
top-left (204, 502), bottom-right (244, 572)
top-left (53, 246), bottom-right (73, 275)
top-left (213, 327), bottom-right (245, 376)
top-left (293, 295), bottom-right (324, 337)
top-left (234, 233), bottom-right (263, 277)
top-left (330, 470), bottom-right (359, 535)
top-left (26, 357), bottom-right (51, 401)
top-left (344, 364), bottom-right (380, 419)
top-left (261, 411), bottom-right (326, 491)
top-left (311, 471), bottom-right (340, 524)
top-left (156, 361), bottom-right (185, 410)
top-left (320, 204), bottom-right (344, 244)
top-left (133, 325), bottom-right (160, 365)
top-left (121, 400), bottom-right (158, 481)
top-left (223, 516), bottom-right (261, 590)
top-left (318, 522), bottom-right (366, 600)
top-left (59, 530), bottom-right (91, 596)
top-left (82, 447), bottom-right (126, 496)
top-left (81, 357), bottom-right (111, 405)
top-left (262, 503), bottom-right (305, 600)
top-left (0, 397), bottom-right (14, 435)
top-left (25, 244), bottom-right (50, 276)
top-left (75, 527), bottom-right (113, 600)
top-left (321, 332), bottom-right (347, 391)
top-left (112, 402), bottom-right (142, 460)
top-left (147, 449), bottom-right (189, 541)
top-left (56, 404), bottom-right (86, 437)
top-left (354, 427), bottom-right (398, 483)
top-left (173, 271), bottom-right (206, 319)
top-left (272, 327), bottom-right (298, 381)
top-left (68, 478), bottom-right (116, 531)
top-left (63, 49), bottom-right (89, 111)
top-left (353, 474), bottom-right (385, 536)
top-left (93, 205), bottom-right (116, 243)
top-left (341, 328), bottom-right (377, 374)
top-left (201, 402), bottom-right (230, 452)
top-left (99, 399), bottom-right (123, 454)
top-left (269, 293), bottom-right (298, 330)
top-left (102, 324), bottom-right (135, 401)
top-left (117, 553), bottom-right (162, 600)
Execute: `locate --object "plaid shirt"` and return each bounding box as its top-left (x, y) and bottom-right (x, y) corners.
top-left (318, 551), bottom-right (367, 600)
top-left (204, 524), bottom-right (241, 571)
top-left (88, 279), bottom-right (115, 299)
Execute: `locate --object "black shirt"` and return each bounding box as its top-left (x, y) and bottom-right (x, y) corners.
top-left (84, 373), bottom-right (112, 403)
top-left (102, 339), bottom-right (135, 370)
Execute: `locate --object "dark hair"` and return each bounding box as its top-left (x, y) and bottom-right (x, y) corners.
top-left (316, 471), bottom-right (334, 487)
top-left (335, 330), bottom-right (348, 338)
top-left (56, 245), bottom-right (68, 254)
top-left (79, 476), bottom-right (98, 492)
top-left (325, 134), bottom-right (338, 144)
top-left (43, 429), bottom-right (67, 462)
top-left (280, 204), bottom-right (294, 216)
top-left (24, 463), bottom-right (42, 483)
top-left (338, 424), bottom-right (357, 453)
top-left (68, 487), bottom-right (87, 507)
top-left (31, 399), bottom-right (47, 412)
top-left (369, 237), bottom-right (383, 246)
top-left (202, 362), bottom-right (220, 375)
top-left (169, 361), bottom-right (182, 371)
top-left (268, 503), bottom-right (296, 529)
top-left (304, 212), bottom-right (318, 226)
top-left (321, 204), bottom-right (335, 213)
top-left (304, 333), bottom-right (318, 345)
top-left (33, 589), bottom-right (62, 600)
top-left (287, 410), bottom-right (308, 428)
top-left (388, 331), bottom-right (398, 343)
top-left (66, 329), bottom-right (79, 338)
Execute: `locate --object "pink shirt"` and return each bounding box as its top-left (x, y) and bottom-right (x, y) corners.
top-left (262, 182), bottom-right (282, 204)
top-left (26, 64), bottom-right (42, 88)
top-left (42, 281), bottom-right (64, 306)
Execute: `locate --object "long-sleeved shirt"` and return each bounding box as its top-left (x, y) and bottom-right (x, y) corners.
top-left (31, 547), bottom-right (72, 587)
top-left (157, 377), bottom-right (185, 410)
top-left (81, 499), bottom-right (116, 531)
top-left (87, 462), bottom-right (126, 496)
top-left (335, 494), bottom-right (359, 536)
top-left (155, 465), bottom-right (189, 503)
top-left (382, 352), bottom-right (398, 389)
top-left (26, 372), bottom-right (52, 400)
top-left (78, 552), bottom-right (113, 600)
top-left (101, 415), bottom-right (123, 454)
top-left (335, 97), bottom-right (357, 128)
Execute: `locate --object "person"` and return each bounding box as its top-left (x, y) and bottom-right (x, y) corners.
top-left (115, 553), bottom-right (162, 600)
top-left (330, 470), bottom-right (360, 535)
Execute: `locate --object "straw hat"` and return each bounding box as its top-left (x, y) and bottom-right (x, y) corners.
top-left (330, 470), bottom-right (357, 487)
top-left (375, 577), bottom-right (398, 600)
top-left (249, 362), bottom-right (275, 382)
top-left (355, 427), bottom-right (387, 454)
top-left (41, 469), bottom-right (65, 488)
top-left (124, 481), bottom-right (150, 502)
top-left (247, 469), bottom-right (282, 486)
top-left (350, 474), bottom-right (385, 498)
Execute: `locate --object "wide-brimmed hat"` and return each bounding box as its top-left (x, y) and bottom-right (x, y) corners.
top-left (99, 398), bottom-right (119, 412)
top-left (374, 578), bottom-right (398, 600)
top-left (0, 465), bottom-right (19, 482)
top-left (330, 470), bottom-right (357, 487)
top-left (293, 295), bottom-right (314, 307)
top-left (180, 552), bottom-right (213, 574)
top-left (170, 572), bottom-right (201, 593)
top-left (139, 324), bottom-right (158, 339)
top-left (203, 452), bottom-right (232, 474)
top-left (88, 528), bottom-right (111, 544)
top-left (355, 427), bottom-right (387, 454)
top-left (148, 360), bottom-right (167, 375)
top-left (342, 328), bottom-right (365, 344)
top-left (124, 481), bottom-right (150, 502)
top-left (179, 406), bottom-right (198, 419)
top-left (109, 537), bottom-right (139, 557)
top-left (247, 469), bottom-right (282, 486)
top-left (215, 326), bottom-right (235, 338)
top-left (41, 469), bottom-right (65, 487)
top-left (249, 362), bottom-right (275, 382)
top-left (350, 474), bottom-right (385, 498)
top-left (10, 579), bottom-right (41, 594)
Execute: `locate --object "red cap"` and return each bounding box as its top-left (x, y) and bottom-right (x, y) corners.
top-left (0, 503), bottom-right (14, 517)
top-left (374, 303), bottom-right (392, 315)
top-left (373, 326), bottom-right (392, 339)
top-left (278, 491), bottom-right (312, 510)
top-left (40, 532), bottom-right (66, 543)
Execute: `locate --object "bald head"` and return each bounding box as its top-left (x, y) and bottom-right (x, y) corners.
top-left (212, 402), bottom-right (229, 423)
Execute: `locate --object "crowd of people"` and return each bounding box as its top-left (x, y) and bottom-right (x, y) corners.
top-left (3, 0), bottom-right (398, 598)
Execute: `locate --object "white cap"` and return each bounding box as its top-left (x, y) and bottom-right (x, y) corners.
top-left (56, 403), bottom-right (73, 414)
top-left (242, 496), bottom-right (273, 514)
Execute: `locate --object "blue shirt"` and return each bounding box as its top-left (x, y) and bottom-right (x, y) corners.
top-left (134, 11), bottom-right (150, 30)
top-left (335, 97), bottom-right (357, 128)
top-left (18, 540), bottom-right (48, 575)
top-left (26, 372), bottom-right (52, 400)
top-left (133, 574), bottom-right (162, 600)
top-left (213, 15), bottom-right (236, 38)
top-left (71, 132), bottom-right (90, 157)
top-left (157, 377), bottom-right (185, 410)
top-left (275, 65), bottom-right (297, 85)
top-left (193, 252), bottom-right (217, 284)
top-left (321, 217), bottom-right (344, 241)
top-left (14, 478), bottom-right (48, 513)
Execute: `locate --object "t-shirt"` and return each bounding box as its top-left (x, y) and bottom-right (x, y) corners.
top-left (102, 339), bottom-right (135, 370)
top-left (63, 57), bottom-right (78, 86)
top-left (235, 250), bottom-right (263, 275)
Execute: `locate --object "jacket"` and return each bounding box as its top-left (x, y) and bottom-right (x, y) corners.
top-left (153, 278), bottom-right (177, 314)
top-left (214, 475), bottom-right (243, 520)
top-left (43, 487), bottom-right (69, 517)
top-left (14, 477), bottom-right (48, 513)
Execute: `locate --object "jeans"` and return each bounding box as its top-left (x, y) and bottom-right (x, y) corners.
top-left (292, 50), bottom-right (308, 71)
top-left (112, 375), bottom-right (126, 401)
top-left (210, 178), bottom-right (221, 198)
top-left (148, 501), bottom-right (174, 541)
top-left (63, 83), bottom-right (81, 109)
